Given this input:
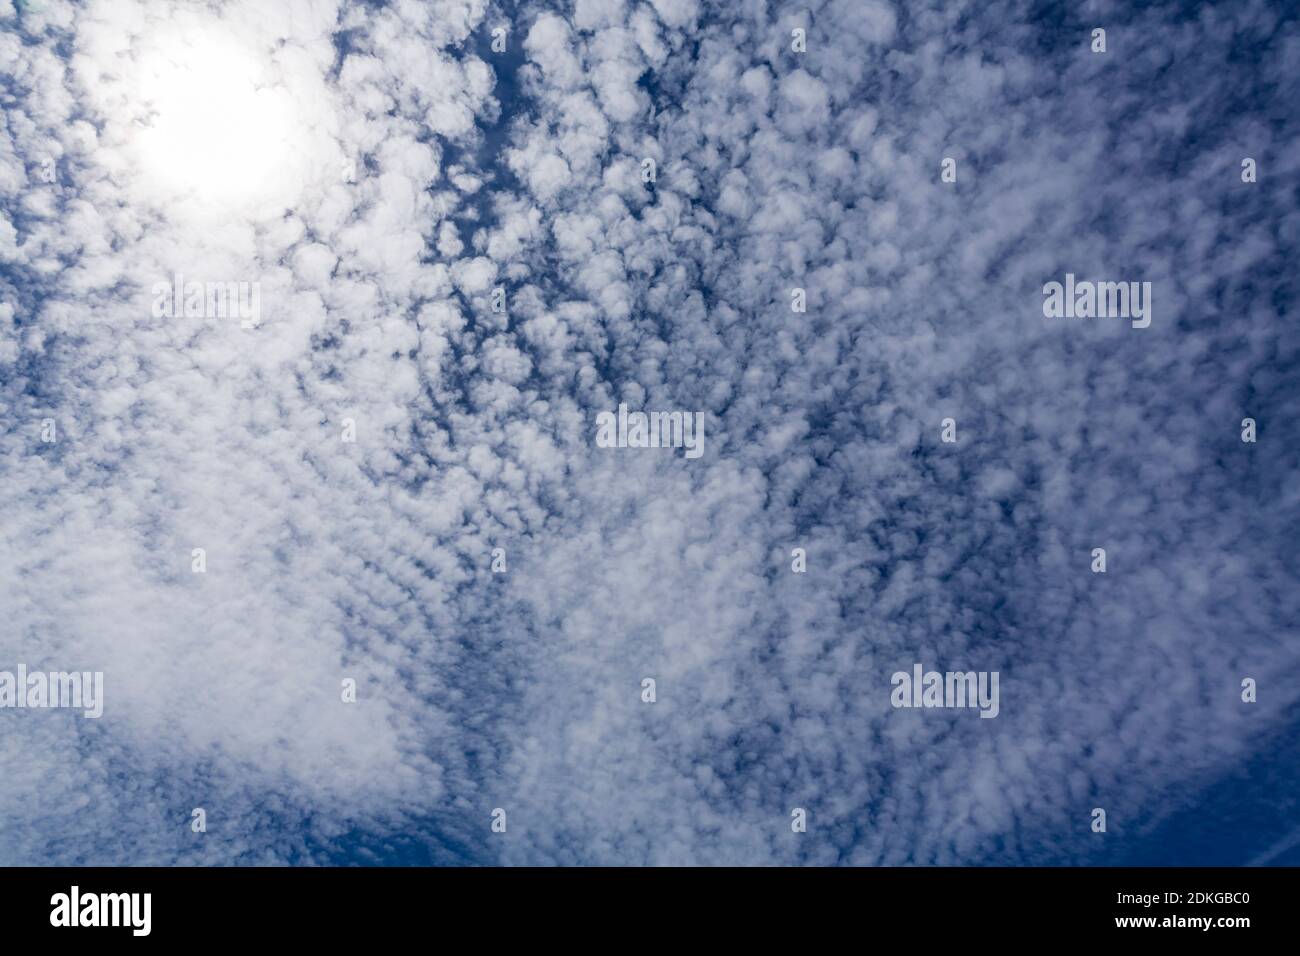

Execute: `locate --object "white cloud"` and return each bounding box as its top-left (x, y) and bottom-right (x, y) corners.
top-left (1, 0), bottom-right (1296, 868)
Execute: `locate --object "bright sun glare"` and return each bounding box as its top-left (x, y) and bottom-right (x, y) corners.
top-left (132, 29), bottom-right (306, 211)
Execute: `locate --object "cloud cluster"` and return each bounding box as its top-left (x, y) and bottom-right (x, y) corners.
top-left (0, 0), bottom-right (1296, 865)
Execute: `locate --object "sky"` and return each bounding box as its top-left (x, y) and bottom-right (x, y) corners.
top-left (0, 0), bottom-right (1297, 866)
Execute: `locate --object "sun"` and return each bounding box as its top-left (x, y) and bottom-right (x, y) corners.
top-left (127, 24), bottom-right (315, 214)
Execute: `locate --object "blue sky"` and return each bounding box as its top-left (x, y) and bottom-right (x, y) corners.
top-left (0, 0), bottom-right (1297, 866)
